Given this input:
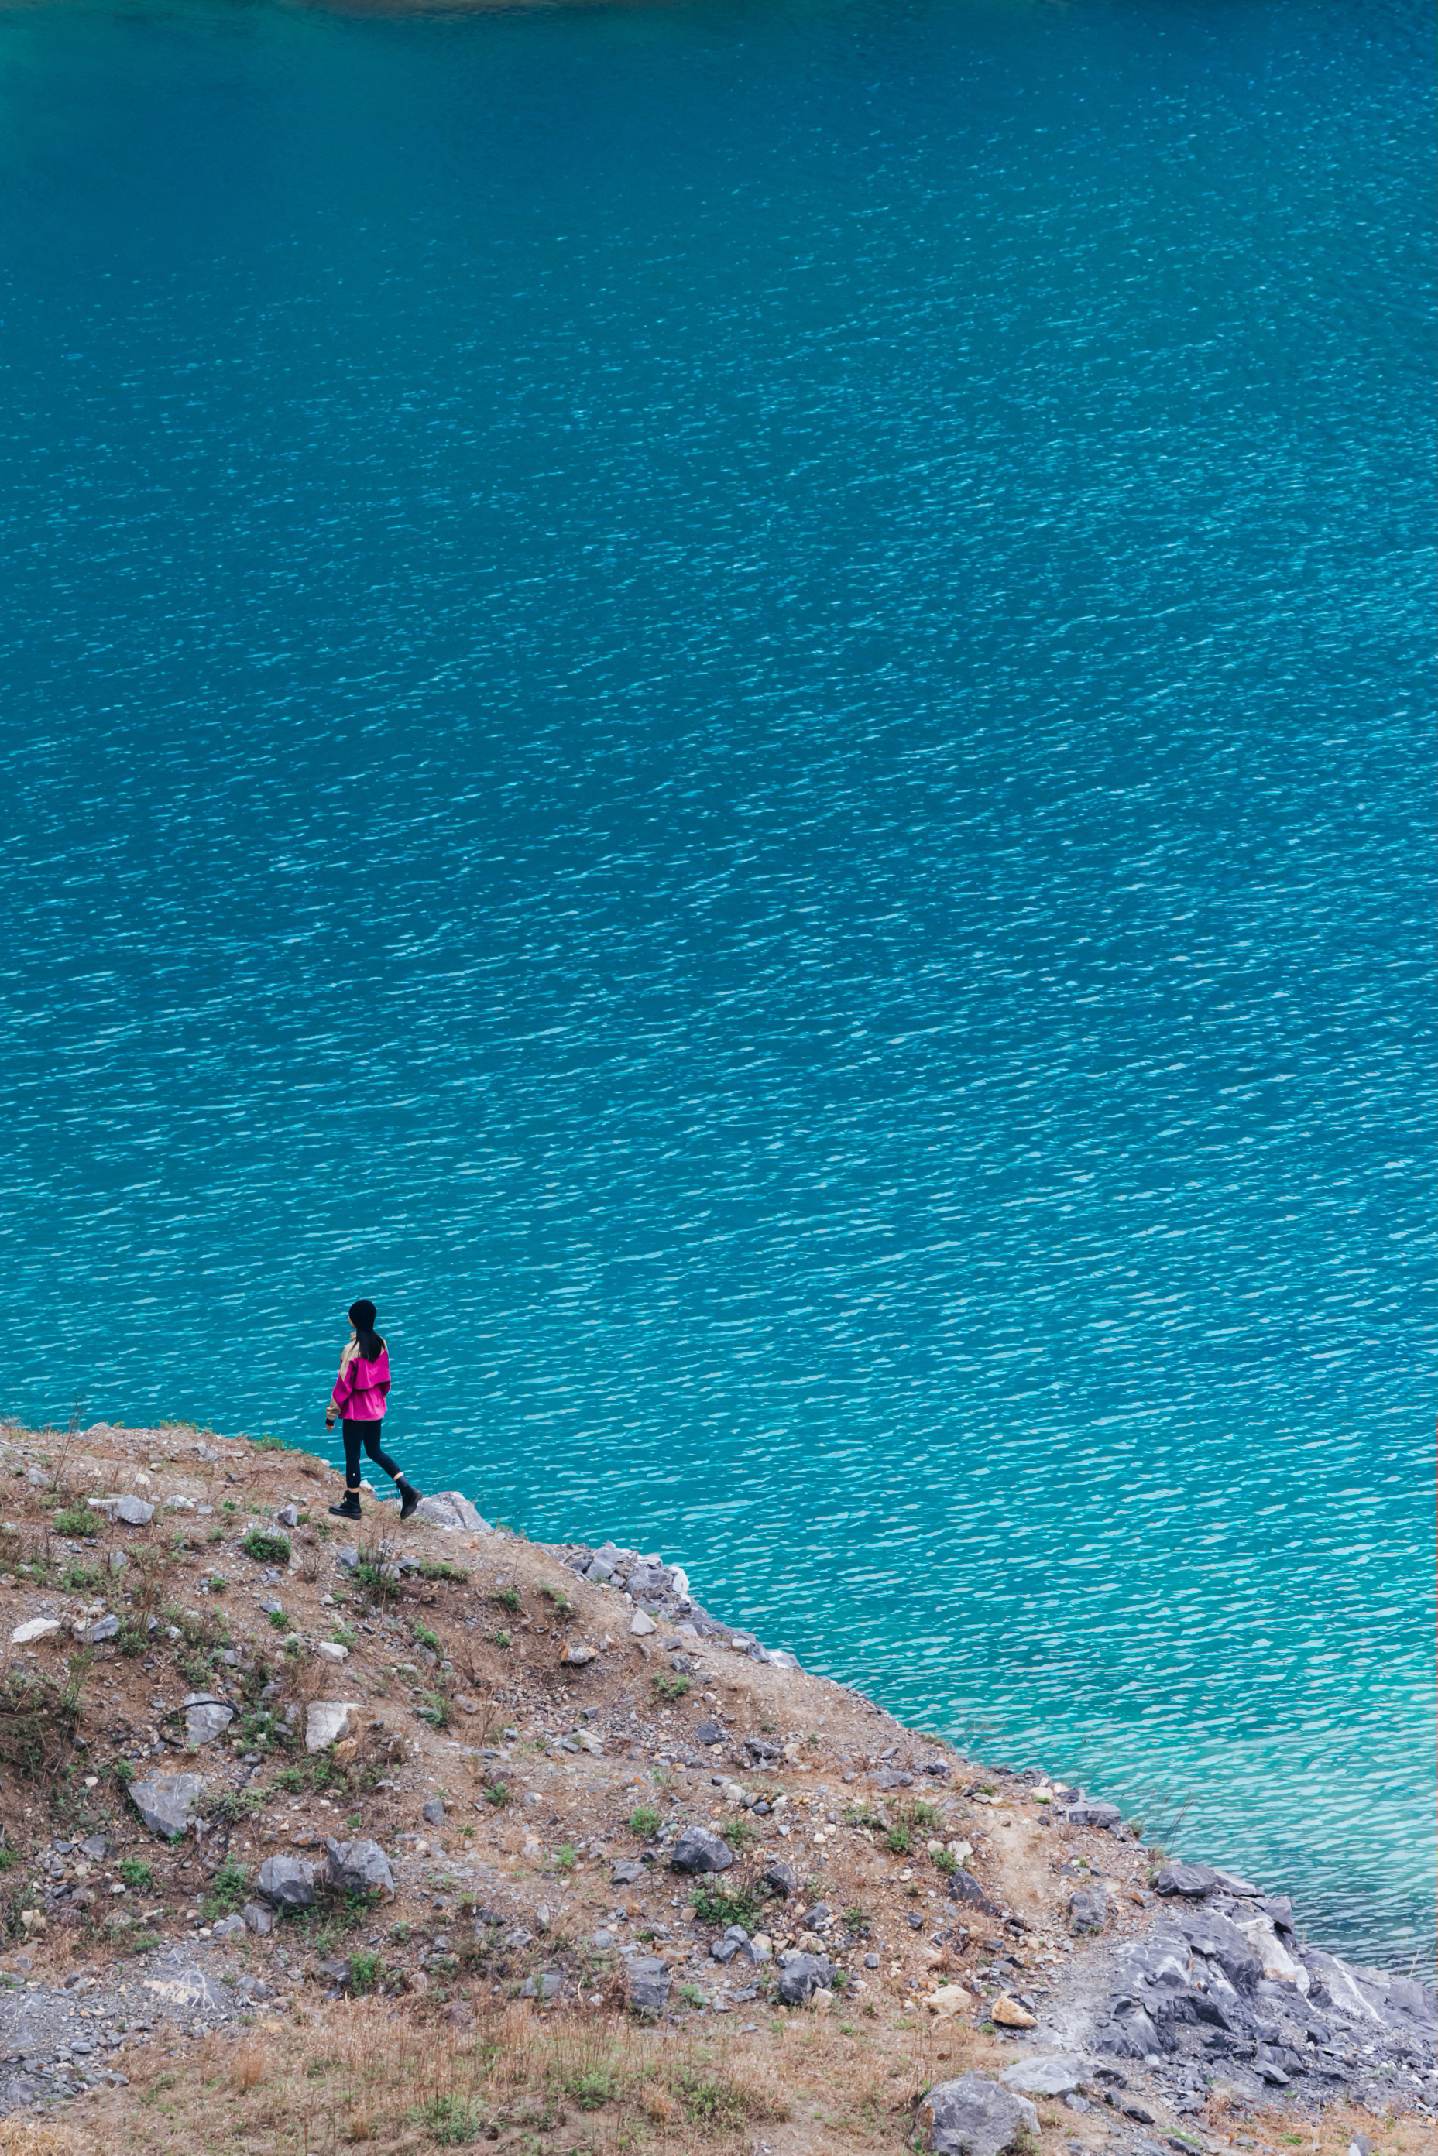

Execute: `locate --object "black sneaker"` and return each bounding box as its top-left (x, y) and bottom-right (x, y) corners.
top-left (328, 1494), bottom-right (361, 1521)
top-left (397, 1479), bottom-right (421, 1522)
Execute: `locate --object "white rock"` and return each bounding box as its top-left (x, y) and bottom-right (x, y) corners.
top-left (93, 1496), bottom-right (156, 1527)
top-left (923, 1983), bottom-right (974, 2020)
top-left (629, 1610), bottom-right (657, 1637)
top-left (11, 1618), bottom-right (61, 1646)
top-left (305, 1701), bottom-right (358, 1753)
top-left (1235, 1913), bottom-right (1310, 1993)
top-left (316, 1642), bottom-right (349, 1664)
top-left (413, 1492), bottom-right (491, 1534)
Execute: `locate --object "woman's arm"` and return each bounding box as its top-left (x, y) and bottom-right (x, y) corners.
top-left (326, 1353), bottom-right (356, 1427)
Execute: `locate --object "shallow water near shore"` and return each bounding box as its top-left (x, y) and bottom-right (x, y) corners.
top-left (0, 0), bottom-right (1432, 1966)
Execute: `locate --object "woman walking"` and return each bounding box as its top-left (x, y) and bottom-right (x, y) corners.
top-left (325, 1299), bottom-right (423, 1522)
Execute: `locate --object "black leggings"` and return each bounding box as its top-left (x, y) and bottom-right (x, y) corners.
top-left (342, 1419), bottom-right (402, 1491)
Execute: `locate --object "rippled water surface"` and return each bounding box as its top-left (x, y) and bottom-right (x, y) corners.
top-left (0, 0), bottom-right (1432, 1965)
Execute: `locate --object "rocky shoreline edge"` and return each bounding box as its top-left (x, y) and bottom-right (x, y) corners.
top-left (543, 1529), bottom-right (1435, 2136)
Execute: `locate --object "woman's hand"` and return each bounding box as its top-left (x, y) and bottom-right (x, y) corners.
top-left (325, 1412), bottom-right (336, 1431)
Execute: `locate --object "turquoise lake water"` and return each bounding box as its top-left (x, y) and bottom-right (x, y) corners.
top-left (0, 0), bottom-right (1431, 1966)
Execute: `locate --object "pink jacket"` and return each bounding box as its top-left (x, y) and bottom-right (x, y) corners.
top-left (331, 1346), bottom-right (391, 1422)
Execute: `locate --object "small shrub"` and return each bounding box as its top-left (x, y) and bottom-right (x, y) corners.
top-left (885, 1820), bottom-right (913, 1856)
top-left (671, 2067), bottom-right (753, 2128)
top-left (412, 1622), bottom-right (441, 1655)
top-left (416, 1691), bottom-right (452, 1731)
top-left (352, 1557), bottom-right (399, 1607)
top-left (408, 2092), bottom-right (481, 2145)
top-left (652, 1673), bottom-right (691, 1703)
top-left (61, 1563), bottom-right (101, 1591)
top-left (492, 1586), bottom-right (521, 1614)
top-left (491, 1629), bottom-right (512, 1649)
top-left (721, 1816), bottom-right (758, 1853)
top-left (206, 1787), bottom-right (265, 1827)
top-left (254, 1435), bottom-right (287, 1452)
top-left (416, 1560), bottom-right (468, 1584)
top-left (346, 1949), bottom-right (382, 1995)
top-left (202, 1859), bottom-right (249, 1919)
top-left (118, 1859), bottom-right (154, 1890)
top-left (0, 1659), bottom-right (87, 1781)
top-left (241, 1529), bottom-right (291, 1566)
top-left (567, 2063), bottom-right (621, 2110)
top-left (53, 1504), bottom-right (101, 1538)
top-left (691, 1881), bottom-right (765, 1931)
top-left (482, 1780), bottom-right (510, 1810)
top-left (554, 1843), bottom-right (577, 1874)
top-left (933, 1846), bottom-right (959, 1876)
top-left (628, 1804), bottom-right (661, 1840)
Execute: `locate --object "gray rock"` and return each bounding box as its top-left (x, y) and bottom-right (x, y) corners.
top-left (96, 1495), bottom-right (156, 1527)
top-left (1171, 1908), bottom-right (1265, 1990)
top-left (413, 1492), bottom-right (490, 1534)
top-left (78, 1835), bottom-right (108, 1861)
top-left (422, 1797), bottom-right (445, 1826)
top-left (775, 1951), bottom-right (833, 2007)
top-left (1096, 1996), bottom-right (1166, 2058)
top-left (129, 1772), bottom-right (204, 1841)
top-left (324, 1838), bottom-right (394, 1897)
top-left (918, 2073), bottom-right (1040, 2156)
top-left (520, 1970), bottom-right (561, 2001)
top-left (670, 1826), bottom-right (735, 1875)
top-left (210, 1914), bottom-right (246, 1941)
top-left (242, 1901), bottom-right (274, 1937)
top-left (183, 1697), bottom-right (235, 1749)
top-left (256, 1855), bottom-right (318, 1909)
top-left (611, 1859), bottom-right (644, 1886)
top-left (1000, 2055), bottom-right (1089, 2097)
top-left (949, 1868), bottom-right (1003, 1917)
top-left (694, 1718), bottom-right (726, 1746)
top-left (1063, 1800), bottom-right (1121, 1830)
top-left (336, 1545), bottom-right (360, 1571)
top-left (80, 1614), bottom-right (120, 1645)
top-left (761, 1858), bottom-right (798, 1898)
top-left (1153, 1861), bottom-right (1224, 1897)
top-left (626, 1955), bottom-right (671, 2015)
top-left (276, 1506), bottom-right (299, 1529)
top-left (1068, 1883), bottom-right (1113, 1934)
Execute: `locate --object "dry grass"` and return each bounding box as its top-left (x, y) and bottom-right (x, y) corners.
top-left (54, 2003), bottom-right (1438, 2156)
top-left (66, 1999), bottom-right (884, 2154)
top-left (0, 2127), bottom-right (82, 2156)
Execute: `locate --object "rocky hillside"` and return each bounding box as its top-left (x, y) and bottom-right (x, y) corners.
top-left (0, 1417), bottom-right (1427, 2156)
